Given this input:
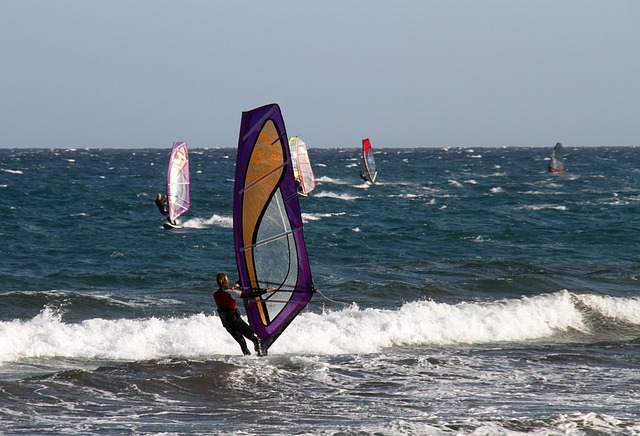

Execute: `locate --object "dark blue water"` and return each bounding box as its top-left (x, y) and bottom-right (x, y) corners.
top-left (1, 147), bottom-right (639, 434)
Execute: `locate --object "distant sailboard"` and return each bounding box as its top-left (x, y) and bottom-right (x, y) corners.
top-left (361, 138), bottom-right (378, 183)
top-left (165, 141), bottom-right (190, 228)
top-left (548, 142), bottom-right (565, 173)
top-left (233, 104), bottom-right (315, 354)
top-left (288, 136), bottom-right (317, 196)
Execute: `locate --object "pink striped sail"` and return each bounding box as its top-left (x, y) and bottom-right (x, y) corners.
top-left (166, 141), bottom-right (190, 223)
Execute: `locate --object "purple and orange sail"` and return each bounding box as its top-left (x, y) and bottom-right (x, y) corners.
top-left (233, 104), bottom-right (315, 353)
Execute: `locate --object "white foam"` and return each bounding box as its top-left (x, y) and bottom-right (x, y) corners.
top-left (279, 291), bottom-right (585, 355)
top-left (181, 214), bottom-right (232, 229)
top-left (2, 291), bottom-right (637, 364)
top-left (353, 182), bottom-right (370, 189)
top-left (574, 293), bottom-right (640, 324)
top-left (314, 191), bottom-right (359, 201)
top-left (521, 204), bottom-right (568, 211)
top-left (321, 413), bottom-right (640, 436)
top-left (302, 212), bottom-right (346, 222)
top-left (0, 310), bottom-right (231, 362)
top-left (389, 193), bottom-right (420, 198)
top-left (316, 176), bottom-right (347, 185)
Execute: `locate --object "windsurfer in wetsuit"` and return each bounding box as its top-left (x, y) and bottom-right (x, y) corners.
top-left (155, 193), bottom-right (176, 225)
top-left (213, 272), bottom-right (274, 356)
top-left (359, 171), bottom-right (368, 182)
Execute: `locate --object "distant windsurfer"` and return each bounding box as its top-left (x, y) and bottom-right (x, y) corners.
top-left (359, 171), bottom-right (368, 182)
top-left (213, 273), bottom-right (274, 356)
top-left (294, 177), bottom-right (304, 193)
top-left (155, 193), bottom-right (176, 225)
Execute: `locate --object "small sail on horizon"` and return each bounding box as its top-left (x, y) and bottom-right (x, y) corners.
top-left (167, 141), bottom-right (190, 224)
top-left (288, 136), bottom-right (317, 196)
top-left (233, 104), bottom-right (315, 354)
top-left (548, 142), bottom-right (565, 173)
top-left (361, 138), bottom-right (378, 183)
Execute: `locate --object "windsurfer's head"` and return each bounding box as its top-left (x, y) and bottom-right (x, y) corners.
top-left (216, 273), bottom-right (230, 289)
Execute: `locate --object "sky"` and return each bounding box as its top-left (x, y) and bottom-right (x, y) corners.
top-left (1, 1), bottom-right (639, 149)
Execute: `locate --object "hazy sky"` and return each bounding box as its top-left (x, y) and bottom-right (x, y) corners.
top-left (1, 1), bottom-right (639, 148)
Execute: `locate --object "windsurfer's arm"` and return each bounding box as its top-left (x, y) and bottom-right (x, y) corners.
top-left (221, 281), bottom-right (245, 300)
top-left (240, 287), bottom-right (276, 298)
top-left (225, 288), bottom-right (244, 300)
top-left (223, 287), bottom-right (264, 299)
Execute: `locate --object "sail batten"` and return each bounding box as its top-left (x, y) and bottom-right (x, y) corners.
top-left (239, 160), bottom-right (290, 195)
top-left (240, 227), bottom-right (303, 252)
top-left (233, 104), bottom-right (315, 353)
top-left (242, 105), bottom-right (280, 142)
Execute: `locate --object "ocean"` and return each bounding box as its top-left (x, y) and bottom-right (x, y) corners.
top-left (1, 146), bottom-right (639, 435)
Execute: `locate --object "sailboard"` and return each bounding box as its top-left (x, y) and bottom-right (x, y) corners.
top-left (362, 138), bottom-right (378, 183)
top-left (163, 221), bottom-right (182, 230)
top-left (233, 104), bottom-right (315, 354)
top-left (288, 136), bottom-right (317, 196)
top-left (166, 141), bottom-right (190, 226)
top-left (548, 142), bottom-right (565, 173)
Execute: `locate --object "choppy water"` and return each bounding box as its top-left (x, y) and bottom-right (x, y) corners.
top-left (1, 146), bottom-right (639, 435)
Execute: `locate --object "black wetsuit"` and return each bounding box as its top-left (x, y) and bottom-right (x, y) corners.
top-left (155, 196), bottom-right (168, 216)
top-left (155, 196), bottom-right (174, 224)
top-left (213, 287), bottom-right (267, 355)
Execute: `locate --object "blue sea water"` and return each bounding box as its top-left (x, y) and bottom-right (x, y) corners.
top-left (1, 146), bottom-right (640, 435)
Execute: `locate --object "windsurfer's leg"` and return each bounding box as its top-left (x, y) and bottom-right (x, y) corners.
top-left (225, 327), bottom-right (251, 355)
top-left (235, 319), bottom-right (259, 347)
top-left (233, 318), bottom-right (262, 354)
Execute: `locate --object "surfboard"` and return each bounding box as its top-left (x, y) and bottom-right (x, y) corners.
top-left (162, 221), bottom-right (182, 230)
top-left (233, 104), bottom-right (316, 355)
